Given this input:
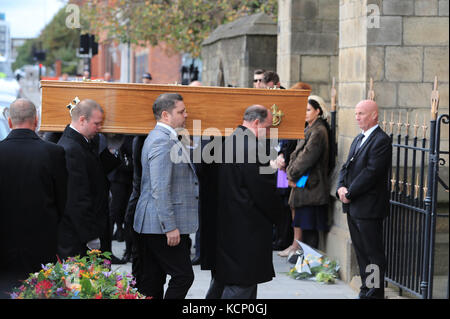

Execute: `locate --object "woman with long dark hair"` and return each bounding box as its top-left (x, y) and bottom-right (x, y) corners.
top-left (280, 95), bottom-right (333, 255)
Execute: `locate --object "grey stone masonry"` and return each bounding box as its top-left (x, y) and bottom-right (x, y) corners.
top-left (201, 13), bottom-right (277, 88)
top-left (383, 0), bottom-right (415, 16)
top-left (278, 0), bottom-right (339, 95)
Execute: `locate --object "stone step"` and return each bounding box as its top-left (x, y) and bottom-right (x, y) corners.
top-left (436, 206), bottom-right (449, 233)
top-left (433, 232), bottom-right (449, 276)
top-left (431, 275), bottom-right (449, 299)
top-left (384, 277), bottom-right (448, 299)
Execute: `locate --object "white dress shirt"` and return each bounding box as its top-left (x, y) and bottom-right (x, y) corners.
top-left (156, 122), bottom-right (177, 138)
top-left (359, 124), bottom-right (379, 148)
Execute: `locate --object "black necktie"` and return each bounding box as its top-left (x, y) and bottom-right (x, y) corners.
top-left (348, 134), bottom-right (364, 164)
top-left (354, 133), bottom-right (364, 153)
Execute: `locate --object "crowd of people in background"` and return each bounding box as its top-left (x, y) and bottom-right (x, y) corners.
top-left (0, 68), bottom-right (390, 300)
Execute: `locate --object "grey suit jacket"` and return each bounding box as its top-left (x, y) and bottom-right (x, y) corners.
top-left (133, 124), bottom-right (199, 234)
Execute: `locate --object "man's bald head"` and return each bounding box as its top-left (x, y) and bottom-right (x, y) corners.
top-left (8, 98), bottom-right (38, 130)
top-left (355, 99), bottom-right (379, 132)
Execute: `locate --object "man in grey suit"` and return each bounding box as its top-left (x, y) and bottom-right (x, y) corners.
top-left (133, 93), bottom-right (199, 299)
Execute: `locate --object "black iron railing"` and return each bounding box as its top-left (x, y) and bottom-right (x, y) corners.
top-left (382, 109), bottom-right (448, 299)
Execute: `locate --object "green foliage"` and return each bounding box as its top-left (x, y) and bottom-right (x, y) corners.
top-left (82, 0), bottom-right (278, 57)
top-left (12, 39), bottom-right (37, 71)
top-left (287, 256), bottom-right (340, 284)
top-left (13, 5), bottom-right (81, 74)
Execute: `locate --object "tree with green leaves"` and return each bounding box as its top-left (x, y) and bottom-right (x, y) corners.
top-left (82, 0), bottom-right (278, 58)
top-left (13, 6), bottom-right (82, 74)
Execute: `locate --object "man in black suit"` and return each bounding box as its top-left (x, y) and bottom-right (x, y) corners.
top-left (337, 99), bottom-right (392, 299)
top-left (57, 99), bottom-right (120, 259)
top-left (207, 105), bottom-right (283, 299)
top-left (0, 99), bottom-right (67, 298)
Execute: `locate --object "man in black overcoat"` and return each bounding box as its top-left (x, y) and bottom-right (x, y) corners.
top-left (0, 99), bottom-right (67, 298)
top-left (337, 99), bottom-right (392, 299)
top-left (206, 105), bottom-right (283, 299)
top-left (57, 99), bottom-right (120, 259)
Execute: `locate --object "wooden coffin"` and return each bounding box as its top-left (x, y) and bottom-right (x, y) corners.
top-left (40, 81), bottom-right (310, 139)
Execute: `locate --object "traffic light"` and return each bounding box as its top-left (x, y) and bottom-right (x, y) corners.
top-left (90, 35), bottom-right (98, 56)
top-left (33, 51), bottom-right (46, 62)
top-left (79, 34), bottom-right (90, 54)
top-left (79, 33), bottom-right (98, 56)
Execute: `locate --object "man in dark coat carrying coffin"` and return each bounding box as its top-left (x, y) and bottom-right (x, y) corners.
top-left (206, 105), bottom-right (283, 299)
top-left (57, 99), bottom-right (120, 259)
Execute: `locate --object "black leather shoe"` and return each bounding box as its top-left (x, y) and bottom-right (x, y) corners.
top-left (122, 251), bottom-right (132, 263)
top-left (113, 228), bottom-right (125, 242)
top-left (191, 256), bottom-right (201, 265)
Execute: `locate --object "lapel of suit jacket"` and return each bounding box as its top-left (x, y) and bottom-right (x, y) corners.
top-left (155, 125), bottom-right (197, 175)
top-left (353, 126), bottom-right (380, 159)
top-left (344, 133), bottom-right (362, 167)
top-left (173, 135), bottom-right (197, 173)
top-left (63, 125), bottom-right (93, 153)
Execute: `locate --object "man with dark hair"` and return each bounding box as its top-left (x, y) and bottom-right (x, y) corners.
top-left (253, 69), bottom-right (265, 88)
top-left (57, 99), bottom-right (121, 259)
top-left (133, 93), bottom-right (199, 299)
top-left (206, 104), bottom-right (283, 299)
top-left (262, 70), bottom-right (284, 89)
top-left (0, 99), bottom-right (67, 298)
top-left (142, 72), bottom-right (152, 84)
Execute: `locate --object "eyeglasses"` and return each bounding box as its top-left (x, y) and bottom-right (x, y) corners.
top-left (253, 79), bottom-right (263, 83)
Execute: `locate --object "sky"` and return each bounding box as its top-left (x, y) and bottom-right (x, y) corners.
top-left (0, 0), bottom-right (67, 38)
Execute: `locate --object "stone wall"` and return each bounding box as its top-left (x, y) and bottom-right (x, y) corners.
top-left (371, 0), bottom-right (449, 203)
top-left (328, 0), bottom-right (449, 283)
top-left (277, 0), bottom-right (339, 98)
top-left (201, 13), bottom-right (277, 88)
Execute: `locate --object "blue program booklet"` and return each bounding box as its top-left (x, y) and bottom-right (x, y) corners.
top-left (296, 173), bottom-right (309, 188)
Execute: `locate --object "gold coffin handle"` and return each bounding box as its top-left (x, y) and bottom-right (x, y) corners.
top-left (271, 104), bottom-right (284, 126)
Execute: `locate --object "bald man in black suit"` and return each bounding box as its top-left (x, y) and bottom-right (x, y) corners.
top-left (337, 100), bottom-right (392, 299)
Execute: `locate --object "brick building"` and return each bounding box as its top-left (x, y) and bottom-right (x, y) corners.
top-left (69, 0), bottom-right (182, 84)
top-left (89, 38), bottom-right (182, 84)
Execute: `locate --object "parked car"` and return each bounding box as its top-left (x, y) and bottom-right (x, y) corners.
top-left (0, 59), bottom-right (20, 98)
top-left (0, 94), bottom-right (16, 141)
top-left (14, 67), bottom-right (26, 81)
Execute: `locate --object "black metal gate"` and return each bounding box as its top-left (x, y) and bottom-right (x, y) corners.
top-left (382, 85), bottom-right (449, 298)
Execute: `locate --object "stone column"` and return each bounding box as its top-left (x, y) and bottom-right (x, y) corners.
top-left (277, 0), bottom-right (339, 98)
top-left (201, 13), bottom-right (277, 88)
top-left (330, 0), bottom-right (449, 284)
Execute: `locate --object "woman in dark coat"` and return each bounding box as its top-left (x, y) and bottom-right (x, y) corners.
top-left (283, 95), bottom-right (333, 252)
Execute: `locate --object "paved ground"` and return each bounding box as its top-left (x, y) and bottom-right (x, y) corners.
top-left (111, 236), bottom-right (358, 299)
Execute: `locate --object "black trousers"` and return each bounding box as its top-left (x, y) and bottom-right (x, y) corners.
top-left (137, 234), bottom-right (194, 299)
top-left (272, 189), bottom-right (293, 250)
top-left (347, 214), bottom-right (386, 299)
top-left (110, 182), bottom-right (133, 227)
top-left (206, 272), bottom-right (257, 299)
